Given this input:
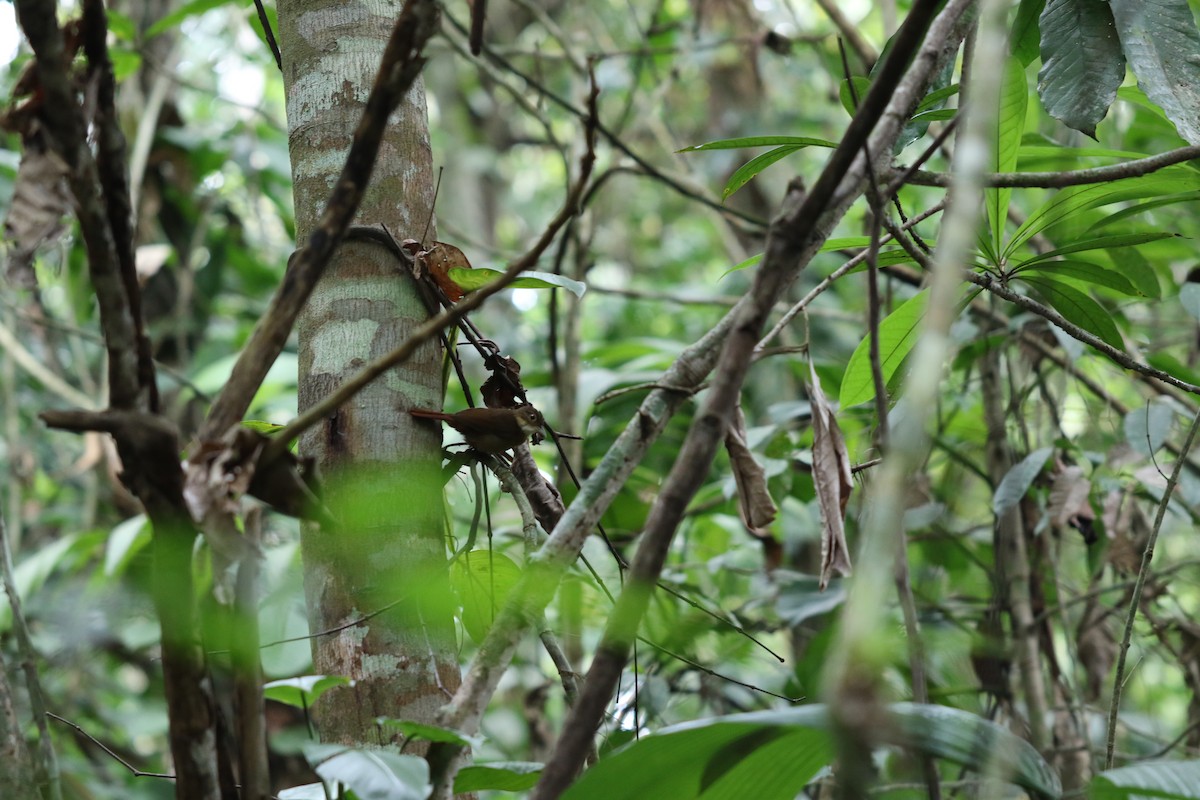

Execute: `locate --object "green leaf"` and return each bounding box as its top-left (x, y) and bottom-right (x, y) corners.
top-left (0, 534), bottom-right (81, 632)
top-left (305, 745), bottom-right (430, 800)
top-left (263, 675), bottom-right (352, 708)
top-left (145, 0), bottom-right (232, 38)
top-left (104, 514), bottom-right (151, 576)
top-left (447, 268), bottom-right (586, 297)
top-left (677, 136), bottom-right (837, 152)
top-left (839, 76), bottom-right (872, 115)
top-left (376, 719), bottom-right (484, 749)
top-left (1036, 0), bottom-right (1124, 138)
top-left (722, 146), bottom-right (802, 200)
top-left (1105, 246), bottom-right (1161, 298)
top-left (987, 59), bottom-right (1028, 254)
top-left (1016, 232), bottom-right (1178, 268)
top-left (916, 84), bottom-right (961, 112)
top-left (1090, 759), bottom-right (1200, 799)
top-left (839, 289), bottom-right (929, 409)
top-left (993, 447), bottom-right (1053, 516)
top-left (1017, 260), bottom-right (1139, 296)
top-left (1087, 191), bottom-right (1200, 232)
top-left (455, 762), bottom-right (544, 793)
top-left (1110, 0), bottom-right (1200, 145)
top-left (1182, 283), bottom-right (1200, 320)
top-left (109, 49), bottom-right (143, 82)
top-left (562, 704), bottom-right (1060, 800)
top-left (1006, 170), bottom-right (1200, 257)
top-left (1020, 276), bottom-right (1124, 349)
top-left (1124, 400), bottom-right (1177, 456)
top-left (775, 571), bottom-right (846, 626)
top-left (450, 551), bottom-right (523, 642)
top-left (1011, 0), bottom-right (1046, 66)
top-left (718, 253), bottom-right (763, 279)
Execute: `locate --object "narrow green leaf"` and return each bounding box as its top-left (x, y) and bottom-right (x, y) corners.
top-left (677, 136), bottom-right (837, 152)
top-left (1087, 191), bottom-right (1200, 232)
top-left (988, 59), bottom-right (1028, 254)
top-left (719, 253), bottom-right (763, 279)
top-left (1016, 232), bottom-right (1178, 267)
top-left (376, 719), bottom-right (484, 749)
top-left (1017, 259), bottom-right (1140, 295)
top-left (916, 84), bottom-right (961, 112)
top-left (839, 289), bottom-right (929, 409)
top-left (1037, 0), bottom-right (1124, 138)
top-left (1105, 246), bottom-right (1161, 298)
top-left (993, 447), bottom-right (1053, 515)
top-left (723, 146), bottom-right (801, 200)
top-left (1007, 170), bottom-right (1200, 257)
top-left (1020, 276), bottom-right (1124, 349)
top-left (1110, 0), bottom-right (1200, 145)
top-left (448, 268), bottom-right (586, 297)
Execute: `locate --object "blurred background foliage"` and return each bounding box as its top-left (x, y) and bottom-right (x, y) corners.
top-left (4, 0), bottom-right (1200, 796)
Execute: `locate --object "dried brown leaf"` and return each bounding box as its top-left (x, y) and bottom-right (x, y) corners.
top-left (809, 361), bottom-right (852, 589)
top-left (724, 405), bottom-right (778, 533)
top-left (418, 241), bottom-right (472, 301)
top-left (3, 132), bottom-right (71, 289)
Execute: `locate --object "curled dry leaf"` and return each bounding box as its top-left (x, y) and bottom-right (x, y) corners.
top-left (417, 241), bottom-right (473, 302)
top-left (724, 405), bottom-right (781, 569)
top-left (2, 128), bottom-right (71, 289)
top-left (809, 361), bottom-right (852, 589)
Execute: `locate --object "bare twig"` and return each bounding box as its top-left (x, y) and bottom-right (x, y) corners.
top-left (1105, 409), bottom-right (1200, 767)
top-left (900, 144), bottom-right (1200, 188)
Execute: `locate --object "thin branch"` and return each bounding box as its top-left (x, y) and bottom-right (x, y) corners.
top-left (1105, 408), bottom-right (1200, 768)
top-left (252, 0), bottom-right (283, 70)
top-left (899, 144), bottom-right (1200, 188)
top-left (46, 713), bottom-right (174, 780)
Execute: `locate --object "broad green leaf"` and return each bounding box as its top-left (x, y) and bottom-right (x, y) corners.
top-left (987, 59), bottom-right (1028, 254)
top-left (451, 551), bottom-right (523, 642)
top-left (839, 290), bottom-right (929, 409)
top-left (455, 762), bottom-right (544, 793)
top-left (448, 268), bottom-right (586, 297)
top-left (1006, 171), bottom-right (1200, 257)
top-left (277, 784), bottom-right (328, 800)
top-left (839, 76), bottom-right (872, 115)
top-left (104, 514), bottom-right (151, 576)
top-left (1016, 233), bottom-right (1178, 268)
top-left (1124, 400), bottom-right (1177, 456)
top-left (723, 146), bottom-right (802, 200)
top-left (775, 572), bottom-right (846, 626)
top-left (1090, 759), bottom-right (1200, 799)
top-left (305, 745), bottom-right (430, 800)
top-left (1020, 276), bottom-right (1124, 349)
top-left (263, 675), bottom-right (352, 708)
top-left (145, 0), bottom-right (231, 38)
top-left (377, 719), bottom-right (484, 748)
top-left (562, 703), bottom-right (1060, 800)
top-left (677, 136), bottom-right (837, 152)
top-left (1037, 0), bottom-right (1124, 138)
top-left (1011, 0), bottom-right (1046, 66)
top-left (1110, 0), bottom-right (1200, 145)
top-left (0, 534), bottom-right (81, 631)
top-left (993, 447), bottom-right (1053, 516)
top-left (1017, 260), bottom-right (1139, 296)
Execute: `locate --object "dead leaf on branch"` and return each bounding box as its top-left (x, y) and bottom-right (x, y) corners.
top-left (1048, 460), bottom-right (1096, 543)
top-left (414, 240), bottom-right (473, 302)
top-left (809, 361), bottom-right (852, 589)
top-left (1, 127), bottom-right (71, 289)
top-left (725, 404), bottom-right (782, 569)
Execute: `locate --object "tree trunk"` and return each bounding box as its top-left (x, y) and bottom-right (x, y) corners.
top-left (277, 0), bottom-right (459, 743)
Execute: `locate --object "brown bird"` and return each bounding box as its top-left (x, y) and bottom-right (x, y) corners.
top-left (409, 405), bottom-right (544, 454)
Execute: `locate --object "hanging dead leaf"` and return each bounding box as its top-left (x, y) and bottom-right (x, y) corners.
top-left (2, 126), bottom-right (71, 289)
top-left (809, 361), bottom-right (852, 589)
top-left (725, 405), bottom-right (781, 569)
top-left (1048, 461), bottom-right (1096, 543)
top-left (481, 350), bottom-right (528, 410)
top-left (417, 241), bottom-right (473, 302)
